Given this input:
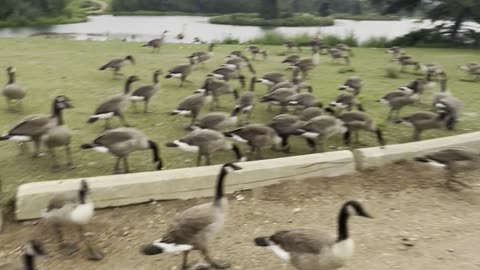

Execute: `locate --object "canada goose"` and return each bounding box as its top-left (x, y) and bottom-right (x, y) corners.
top-left (166, 129), bottom-right (246, 166)
top-left (282, 54), bottom-right (301, 65)
top-left (1, 96), bottom-right (73, 157)
top-left (300, 107), bottom-right (324, 121)
top-left (432, 78), bottom-right (462, 130)
top-left (400, 78), bottom-right (432, 96)
top-left (42, 180), bottom-right (103, 260)
top-left (224, 124), bottom-right (281, 159)
top-left (170, 91), bottom-right (213, 129)
top-left (224, 56), bottom-right (256, 75)
top-left (3, 66), bottom-right (26, 112)
top-left (287, 92), bottom-right (322, 112)
top-left (87, 75), bottom-right (139, 129)
top-left (188, 43), bottom-right (215, 67)
top-left (421, 64), bottom-right (444, 81)
top-left (255, 73), bottom-right (287, 90)
top-left (310, 37), bottom-right (323, 52)
top-left (208, 66), bottom-right (247, 88)
top-left (414, 148), bottom-right (478, 189)
top-left (397, 55), bottom-right (420, 72)
top-left (395, 111), bottom-right (449, 141)
top-left (130, 70), bottom-right (162, 113)
top-left (298, 115), bottom-right (349, 152)
top-left (142, 31), bottom-right (168, 52)
top-left (226, 50), bottom-right (245, 60)
top-left (289, 48), bottom-right (320, 79)
top-left (254, 200), bottom-right (372, 270)
top-left (260, 87), bottom-right (296, 113)
top-left (459, 63), bottom-right (480, 81)
top-left (335, 43), bottom-right (354, 56)
top-left (193, 37), bottom-right (207, 44)
top-left (246, 45), bottom-right (267, 60)
top-left (235, 77), bottom-right (257, 124)
top-left (99, 55), bottom-right (135, 79)
top-left (176, 25), bottom-right (186, 40)
top-left (267, 114), bottom-right (306, 152)
top-left (329, 48), bottom-right (350, 65)
top-left (329, 93), bottom-right (364, 112)
top-left (285, 41), bottom-right (302, 52)
top-left (338, 76), bottom-right (362, 96)
top-left (142, 163), bottom-right (242, 269)
top-left (0, 240), bottom-right (46, 270)
top-left (269, 78), bottom-right (312, 93)
top-left (165, 58), bottom-right (195, 87)
top-left (338, 111), bottom-right (384, 147)
top-left (386, 46), bottom-right (403, 61)
top-left (81, 128), bottom-right (162, 173)
top-left (195, 78), bottom-right (238, 110)
top-left (192, 107), bottom-right (241, 131)
top-left (376, 91), bottom-right (419, 121)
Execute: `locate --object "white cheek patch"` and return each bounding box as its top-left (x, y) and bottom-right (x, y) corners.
top-left (174, 140), bottom-right (199, 153)
top-left (288, 101), bottom-right (299, 105)
top-left (195, 89), bottom-right (206, 94)
top-left (259, 79), bottom-right (274, 86)
top-left (211, 73), bottom-right (224, 79)
top-left (224, 64), bottom-right (237, 70)
top-left (153, 242), bottom-right (193, 255)
top-left (268, 244), bottom-right (290, 262)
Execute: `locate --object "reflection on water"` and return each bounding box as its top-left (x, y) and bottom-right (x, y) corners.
top-left (0, 15), bottom-right (478, 43)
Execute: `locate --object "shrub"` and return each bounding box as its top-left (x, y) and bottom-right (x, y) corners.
top-left (362, 36), bottom-right (391, 48)
top-left (209, 13), bottom-right (334, 27)
top-left (332, 13), bottom-right (400, 21)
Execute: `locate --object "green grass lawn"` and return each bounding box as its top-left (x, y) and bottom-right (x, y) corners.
top-left (0, 38), bottom-right (479, 196)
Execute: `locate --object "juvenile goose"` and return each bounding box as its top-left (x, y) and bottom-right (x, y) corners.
top-left (141, 163), bottom-right (242, 269)
top-left (260, 87), bottom-right (296, 113)
top-left (459, 63), bottom-right (480, 81)
top-left (298, 115), bottom-right (349, 152)
top-left (224, 124), bottom-right (281, 159)
top-left (224, 56), bottom-right (256, 75)
top-left (87, 75), bottom-right (140, 129)
top-left (287, 92), bottom-right (322, 112)
top-left (269, 78), bottom-right (312, 93)
top-left (81, 128), bottom-right (163, 173)
top-left (130, 70), bottom-right (162, 113)
top-left (142, 31), bottom-right (168, 52)
top-left (329, 48), bottom-right (350, 65)
top-left (195, 78), bottom-right (238, 110)
top-left (192, 107), bottom-right (241, 131)
top-left (166, 129), bottom-right (246, 166)
top-left (282, 54), bottom-right (301, 65)
top-left (188, 43), bottom-right (215, 67)
top-left (338, 77), bottom-right (362, 96)
top-left (289, 48), bottom-right (320, 79)
top-left (235, 77), bottom-right (257, 124)
top-left (377, 91), bottom-right (419, 121)
top-left (267, 114), bottom-right (306, 152)
top-left (414, 148), bottom-right (478, 189)
top-left (0, 240), bottom-right (46, 270)
top-left (170, 91), bottom-right (213, 129)
top-left (99, 55), bottom-right (135, 79)
top-left (329, 93), bottom-right (364, 112)
top-left (300, 107), bottom-right (324, 121)
top-left (386, 46), bottom-right (403, 61)
top-left (208, 66), bottom-right (247, 88)
top-left (246, 45), bottom-right (267, 60)
top-left (254, 200), bottom-right (372, 270)
top-left (397, 55), bottom-right (420, 72)
top-left (1, 96), bottom-right (73, 157)
top-left (338, 111), bottom-right (385, 147)
top-left (42, 180), bottom-right (103, 261)
top-left (256, 73), bottom-right (286, 89)
top-left (165, 58), bottom-right (195, 87)
top-left (3, 66), bottom-right (26, 112)
top-left (395, 111), bottom-right (449, 141)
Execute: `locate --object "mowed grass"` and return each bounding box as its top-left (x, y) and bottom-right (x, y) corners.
top-left (0, 38), bottom-right (479, 196)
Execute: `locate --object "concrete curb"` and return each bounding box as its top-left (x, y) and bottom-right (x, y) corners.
top-left (16, 151), bottom-right (355, 220)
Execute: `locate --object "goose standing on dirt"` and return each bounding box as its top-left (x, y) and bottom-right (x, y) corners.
top-left (246, 45), bottom-right (267, 60)
top-left (224, 124), bottom-right (281, 159)
top-left (88, 75), bottom-right (139, 129)
top-left (2, 66), bottom-right (26, 112)
top-left (142, 30), bottom-right (168, 52)
top-left (99, 55), bottom-right (135, 79)
top-left (130, 70), bottom-right (162, 113)
top-left (338, 111), bottom-right (385, 147)
top-left (42, 180), bottom-right (104, 261)
top-left (142, 163), bottom-right (242, 269)
top-left (188, 43), bottom-right (215, 67)
top-left (414, 148), bottom-right (478, 189)
top-left (0, 96), bottom-right (73, 157)
top-left (395, 110), bottom-right (450, 141)
top-left (81, 128), bottom-right (163, 174)
top-left (192, 107), bottom-right (241, 131)
top-left (165, 58), bottom-right (195, 87)
top-left (254, 200), bottom-right (372, 270)
top-left (235, 77), bottom-right (257, 124)
top-left (298, 115), bottom-right (350, 153)
top-left (170, 91), bottom-right (213, 129)
top-left (267, 114), bottom-right (306, 152)
top-left (0, 240), bottom-right (46, 270)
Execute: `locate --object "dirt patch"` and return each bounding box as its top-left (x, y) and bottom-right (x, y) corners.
top-left (1, 163), bottom-right (479, 270)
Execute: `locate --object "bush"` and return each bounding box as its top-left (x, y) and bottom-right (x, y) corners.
top-left (332, 13), bottom-right (400, 21)
top-left (362, 36), bottom-right (391, 48)
top-left (209, 13), bottom-right (334, 27)
top-left (385, 66), bottom-right (399, 79)
top-left (249, 32), bottom-right (360, 47)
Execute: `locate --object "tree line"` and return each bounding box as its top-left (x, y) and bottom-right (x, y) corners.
top-left (0, 0), bottom-right (71, 22)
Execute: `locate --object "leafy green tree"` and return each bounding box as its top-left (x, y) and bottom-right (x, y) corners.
top-left (318, 2), bottom-right (331, 16)
top-left (260, 0), bottom-right (279, 19)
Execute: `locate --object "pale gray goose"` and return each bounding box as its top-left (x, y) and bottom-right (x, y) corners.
top-left (99, 55), bottom-right (135, 79)
top-left (246, 45), bottom-right (267, 60)
top-left (3, 66), bottom-right (26, 112)
top-left (397, 55), bottom-right (420, 72)
top-left (459, 63), bottom-right (480, 81)
top-left (81, 128), bottom-right (163, 173)
top-left (329, 48), bottom-right (350, 65)
top-left (282, 54), bottom-right (301, 65)
top-left (376, 91), bottom-right (418, 121)
top-left (87, 75), bottom-right (140, 129)
top-left (260, 87), bottom-right (296, 113)
top-left (195, 78), bottom-right (239, 110)
top-left (165, 58), bottom-right (195, 87)
top-left (208, 66), bottom-right (247, 88)
top-left (142, 164), bottom-right (242, 269)
top-left (142, 31), bottom-right (168, 52)
top-left (0, 240), bottom-right (46, 270)
top-left (254, 200), bottom-right (372, 270)
top-left (338, 76), bottom-right (362, 96)
top-left (188, 43), bottom-right (215, 66)
top-left (300, 107), bottom-right (324, 121)
top-left (170, 91), bottom-right (213, 129)
top-left (287, 92), bottom-right (322, 112)
top-left (289, 49), bottom-right (320, 79)
top-left (130, 70), bottom-right (162, 113)
top-left (0, 96), bottom-right (73, 157)
top-left (224, 124), bottom-right (281, 159)
top-left (166, 129), bottom-right (246, 166)
top-left (414, 148), bottom-right (478, 189)
top-left (235, 77), bottom-right (257, 124)
top-left (192, 107), bottom-right (241, 131)
top-left (338, 111), bottom-right (385, 147)
top-left (267, 114), bottom-right (306, 152)
top-left (431, 73), bottom-right (462, 130)
top-left (395, 111), bottom-right (449, 141)
top-left (329, 93), bottom-right (364, 112)
top-left (298, 115), bottom-right (350, 152)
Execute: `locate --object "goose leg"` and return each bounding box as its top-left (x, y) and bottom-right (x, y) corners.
top-left (200, 247), bottom-right (230, 269)
top-left (113, 158), bottom-right (122, 174)
top-left (118, 114), bottom-right (131, 127)
top-left (123, 157), bottom-right (130, 173)
top-left (65, 145), bottom-right (75, 170)
top-left (182, 251), bottom-right (191, 270)
top-left (32, 139), bottom-right (41, 158)
top-left (104, 119), bottom-right (111, 130)
top-left (305, 138), bottom-right (317, 153)
top-left (413, 130), bottom-right (421, 141)
top-left (196, 154), bottom-right (202, 166)
top-left (387, 108), bottom-right (394, 120)
top-left (144, 100), bottom-right (150, 114)
top-left (49, 147), bottom-right (61, 173)
top-left (205, 155), bottom-right (211, 166)
top-left (54, 224), bottom-right (79, 255)
top-left (77, 226), bottom-right (104, 261)
top-left (446, 171), bottom-right (471, 190)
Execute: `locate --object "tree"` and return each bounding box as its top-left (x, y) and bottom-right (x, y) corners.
top-left (353, 1), bottom-right (363, 15)
top-left (260, 0), bottom-right (279, 19)
top-left (318, 2), bottom-right (331, 16)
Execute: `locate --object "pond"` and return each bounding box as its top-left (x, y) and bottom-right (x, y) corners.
top-left (0, 15), bottom-right (478, 43)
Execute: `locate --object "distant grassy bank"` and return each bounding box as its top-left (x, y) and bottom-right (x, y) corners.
top-left (209, 13), bottom-right (334, 27)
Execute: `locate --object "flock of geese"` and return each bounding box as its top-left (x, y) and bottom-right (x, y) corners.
top-left (1, 37), bottom-right (480, 270)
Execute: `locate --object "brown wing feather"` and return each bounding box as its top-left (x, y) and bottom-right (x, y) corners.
top-left (271, 229), bottom-right (335, 254)
top-left (93, 129), bottom-right (136, 146)
top-left (95, 95), bottom-right (126, 114)
top-left (8, 114), bottom-right (51, 136)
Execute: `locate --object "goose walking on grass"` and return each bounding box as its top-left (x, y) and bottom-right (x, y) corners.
top-left (2, 66), bottom-right (26, 112)
top-left (142, 31), bottom-right (168, 53)
top-left (415, 148), bottom-right (479, 189)
top-left (42, 180), bottom-right (104, 261)
top-left (81, 128), bottom-right (163, 174)
top-left (338, 77), bottom-right (362, 96)
top-left (289, 48), bottom-right (320, 79)
top-left (165, 58), bottom-right (195, 87)
top-left (235, 77), bottom-right (257, 125)
top-left (246, 45), bottom-right (267, 60)
top-left (329, 93), bottom-right (364, 113)
top-left (209, 66), bottom-right (248, 88)
top-left (99, 55), bottom-right (135, 79)
top-left (459, 63), bottom-right (480, 81)
top-left (196, 78), bottom-right (239, 110)
top-left (267, 114), bottom-right (306, 152)
top-left (170, 91), bottom-right (213, 129)
top-left (254, 200), bottom-right (372, 270)
top-left (376, 91), bottom-right (419, 121)
top-left (298, 115), bottom-right (350, 153)
top-left (0, 240), bottom-right (46, 270)
top-left (0, 96), bottom-right (73, 158)
top-left (224, 124), bottom-right (281, 159)
top-left (130, 70), bottom-right (162, 113)
top-left (395, 110), bottom-right (450, 141)
top-left (192, 107), bottom-right (241, 131)
top-left (188, 43), bottom-right (215, 67)
top-left (142, 163), bottom-right (242, 269)
top-left (338, 111), bottom-right (385, 147)
top-left (397, 55), bottom-right (420, 73)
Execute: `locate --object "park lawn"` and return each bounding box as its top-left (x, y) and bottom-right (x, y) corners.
top-left (0, 38), bottom-right (479, 197)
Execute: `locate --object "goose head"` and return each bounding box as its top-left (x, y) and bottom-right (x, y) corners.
top-left (54, 95), bottom-right (74, 110)
top-left (126, 55), bottom-right (136, 64)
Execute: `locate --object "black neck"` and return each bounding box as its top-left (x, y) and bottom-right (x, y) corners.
top-left (23, 254), bottom-right (35, 270)
top-left (148, 140), bottom-right (161, 164)
top-left (8, 72), bottom-right (15, 84)
top-left (52, 102), bottom-right (64, 125)
top-left (337, 206), bottom-right (350, 242)
top-left (124, 80), bottom-right (133, 94)
top-left (79, 189), bottom-right (87, 204)
top-left (214, 167), bottom-right (228, 202)
top-left (249, 78), bottom-right (255, 92)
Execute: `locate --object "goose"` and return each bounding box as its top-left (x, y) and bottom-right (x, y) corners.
top-left (0, 240), bottom-right (46, 270)
top-left (195, 78), bottom-right (239, 110)
top-left (142, 30), bottom-right (168, 52)
top-left (282, 54), bottom-right (301, 65)
top-left (130, 70), bottom-right (162, 113)
top-left (338, 77), bottom-right (362, 96)
top-left (81, 128), bottom-right (163, 174)
top-left (432, 76), bottom-right (463, 131)
top-left (188, 43), bottom-right (215, 67)
top-left (3, 66), bottom-right (26, 112)
top-left (459, 63), bottom-right (480, 81)
top-left (0, 96), bottom-right (73, 157)
top-left (267, 114), bottom-right (306, 152)
top-left (338, 111), bottom-right (385, 147)
top-left (141, 163), bottom-right (242, 269)
top-left (329, 93), bottom-right (364, 112)
top-left (246, 45), bottom-right (267, 60)
top-left (289, 48), bottom-right (320, 79)
top-left (224, 124), bottom-right (281, 159)
top-left (255, 73), bottom-right (287, 91)
top-left (176, 25), bottom-right (186, 40)
top-left (170, 91), bottom-right (213, 129)
top-left (397, 55), bottom-right (420, 72)
top-left (310, 37), bottom-right (323, 52)
top-left (376, 91), bottom-right (419, 121)
top-left (87, 75), bottom-right (139, 129)
top-left (208, 66), bottom-right (247, 88)
top-left (166, 129), bottom-right (246, 166)
top-left (99, 55), bottom-right (135, 79)
top-left (395, 110), bottom-right (450, 141)
top-left (193, 37), bottom-right (207, 44)
top-left (42, 180), bottom-right (103, 261)
top-left (329, 48), bottom-right (350, 65)
top-left (226, 50), bottom-right (245, 60)
top-left (414, 148), bottom-right (478, 189)
top-left (235, 77), bottom-right (257, 124)
top-left (285, 41), bottom-right (302, 52)
top-left (421, 64), bottom-right (444, 81)
top-left (335, 43), bottom-right (354, 56)
top-left (287, 92), bottom-right (322, 112)
top-left (165, 58), bottom-right (195, 87)
top-left (300, 107), bottom-right (324, 121)
top-left (386, 46), bottom-right (403, 61)
top-left (260, 87), bottom-right (296, 113)
top-left (269, 78), bottom-right (312, 93)
top-left (254, 200), bottom-right (372, 270)
top-left (400, 78), bottom-right (433, 98)
top-left (192, 107), bottom-right (241, 131)
top-left (298, 115), bottom-right (349, 152)
top-left (224, 56), bottom-right (256, 75)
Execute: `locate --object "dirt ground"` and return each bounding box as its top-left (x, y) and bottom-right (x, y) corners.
top-left (1, 163), bottom-right (479, 270)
